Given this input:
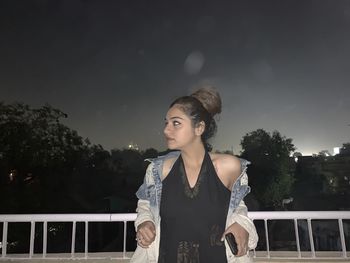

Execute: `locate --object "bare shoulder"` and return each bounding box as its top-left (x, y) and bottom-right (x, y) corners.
top-left (210, 153), bottom-right (241, 182)
top-left (162, 157), bottom-right (178, 179)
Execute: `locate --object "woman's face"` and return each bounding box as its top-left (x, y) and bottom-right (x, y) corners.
top-left (163, 105), bottom-right (203, 150)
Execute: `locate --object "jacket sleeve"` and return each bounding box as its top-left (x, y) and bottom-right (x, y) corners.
top-left (231, 200), bottom-right (258, 250)
top-left (134, 162), bottom-right (156, 231)
top-left (229, 158), bottom-right (258, 250)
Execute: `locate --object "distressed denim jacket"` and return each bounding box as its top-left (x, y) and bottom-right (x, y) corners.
top-left (131, 151), bottom-right (258, 263)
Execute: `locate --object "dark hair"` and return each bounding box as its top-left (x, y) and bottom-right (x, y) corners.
top-left (169, 87), bottom-right (222, 151)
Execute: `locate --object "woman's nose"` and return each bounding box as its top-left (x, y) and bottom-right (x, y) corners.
top-left (164, 124), bottom-right (171, 135)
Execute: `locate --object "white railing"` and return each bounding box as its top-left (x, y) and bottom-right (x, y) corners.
top-left (250, 211), bottom-right (350, 259)
top-left (0, 211), bottom-right (349, 260)
top-left (0, 213), bottom-right (136, 260)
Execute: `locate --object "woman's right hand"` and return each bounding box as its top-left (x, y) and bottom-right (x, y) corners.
top-left (136, 221), bottom-right (156, 248)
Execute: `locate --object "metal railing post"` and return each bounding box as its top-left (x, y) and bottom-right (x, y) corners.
top-left (84, 221), bottom-right (88, 259)
top-left (1, 222), bottom-right (8, 258)
top-left (264, 219), bottom-right (270, 258)
top-left (307, 219), bottom-right (315, 258)
top-left (71, 221), bottom-right (76, 258)
top-left (43, 221), bottom-right (47, 258)
top-left (294, 218), bottom-right (301, 258)
top-left (338, 219), bottom-right (347, 258)
top-left (29, 221), bottom-right (35, 258)
top-left (123, 221), bottom-right (127, 259)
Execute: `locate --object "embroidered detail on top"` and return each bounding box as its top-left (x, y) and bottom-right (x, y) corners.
top-left (179, 156), bottom-right (206, 199)
top-left (177, 241), bottom-right (200, 263)
top-left (209, 224), bottom-right (225, 247)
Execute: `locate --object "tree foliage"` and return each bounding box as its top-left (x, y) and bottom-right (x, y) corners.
top-left (339, 143), bottom-right (350, 156)
top-left (240, 129), bottom-right (296, 209)
top-left (0, 102), bottom-right (109, 212)
top-left (0, 102), bottom-right (160, 213)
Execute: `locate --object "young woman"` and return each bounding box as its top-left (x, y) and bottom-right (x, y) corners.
top-left (131, 87), bottom-right (258, 263)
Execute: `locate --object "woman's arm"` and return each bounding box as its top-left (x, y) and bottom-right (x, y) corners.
top-left (134, 163), bottom-right (157, 248)
top-left (224, 200), bottom-right (258, 252)
top-left (134, 155), bottom-right (177, 247)
top-left (135, 199), bottom-right (155, 230)
top-left (216, 154), bottom-right (258, 255)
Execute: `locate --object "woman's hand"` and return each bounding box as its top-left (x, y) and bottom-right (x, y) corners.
top-left (222, 222), bottom-right (249, 257)
top-left (136, 221), bottom-right (156, 248)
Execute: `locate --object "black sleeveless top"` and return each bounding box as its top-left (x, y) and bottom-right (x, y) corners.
top-left (158, 151), bottom-right (231, 263)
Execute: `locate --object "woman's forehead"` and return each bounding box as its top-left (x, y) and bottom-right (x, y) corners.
top-left (166, 105), bottom-right (188, 119)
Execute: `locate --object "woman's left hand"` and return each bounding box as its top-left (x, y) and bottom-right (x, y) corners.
top-left (222, 222), bottom-right (249, 257)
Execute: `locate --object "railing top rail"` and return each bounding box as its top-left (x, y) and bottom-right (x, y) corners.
top-left (248, 211), bottom-right (350, 220)
top-left (0, 211), bottom-right (349, 222)
top-left (0, 213), bottom-right (137, 222)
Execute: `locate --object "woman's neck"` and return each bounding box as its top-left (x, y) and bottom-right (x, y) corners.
top-left (180, 143), bottom-right (206, 169)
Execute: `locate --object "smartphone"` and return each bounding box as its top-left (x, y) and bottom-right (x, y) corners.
top-left (225, 233), bottom-right (238, 255)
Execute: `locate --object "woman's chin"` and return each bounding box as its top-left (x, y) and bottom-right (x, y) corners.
top-left (166, 142), bottom-right (178, 150)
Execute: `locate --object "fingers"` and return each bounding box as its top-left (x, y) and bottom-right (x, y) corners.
top-left (136, 222), bottom-right (156, 248)
top-left (136, 234), bottom-right (149, 248)
top-left (136, 233), bottom-right (155, 248)
top-left (141, 227), bottom-right (155, 243)
top-left (136, 231), bottom-right (154, 248)
top-left (223, 223), bottom-right (249, 257)
top-left (233, 232), bottom-right (249, 257)
top-left (235, 238), bottom-right (248, 257)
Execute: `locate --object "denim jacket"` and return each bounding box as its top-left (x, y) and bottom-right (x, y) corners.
top-left (131, 151), bottom-right (258, 263)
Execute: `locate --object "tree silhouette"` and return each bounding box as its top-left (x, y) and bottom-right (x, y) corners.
top-left (339, 143), bottom-right (350, 156)
top-left (0, 102), bottom-right (161, 252)
top-left (0, 102), bottom-right (108, 213)
top-left (240, 129), bottom-right (296, 210)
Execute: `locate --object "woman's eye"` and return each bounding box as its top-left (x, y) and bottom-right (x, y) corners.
top-left (173, 121), bottom-right (180, 126)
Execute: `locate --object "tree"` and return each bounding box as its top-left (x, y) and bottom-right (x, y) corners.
top-left (0, 102), bottom-right (100, 213)
top-left (339, 143), bottom-right (350, 156)
top-left (0, 102), bottom-right (164, 214)
top-left (142, 148), bottom-right (159, 160)
top-left (318, 150), bottom-right (331, 157)
top-left (293, 152), bottom-right (302, 158)
top-left (240, 129), bottom-right (296, 209)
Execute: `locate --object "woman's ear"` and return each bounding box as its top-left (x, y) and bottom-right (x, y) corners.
top-left (195, 121), bottom-right (205, 136)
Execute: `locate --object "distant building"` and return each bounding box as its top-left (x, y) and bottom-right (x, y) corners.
top-left (296, 155), bottom-right (350, 195)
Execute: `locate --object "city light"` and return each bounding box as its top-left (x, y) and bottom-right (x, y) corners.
top-left (333, 147), bottom-right (340, 155)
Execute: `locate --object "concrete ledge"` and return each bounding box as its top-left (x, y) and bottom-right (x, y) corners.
top-left (253, 251), bottom-right (350, 262)
top-left (1, 251), bottom-right (349, 263)
top-left (0, 253), bottom-right (132, 262)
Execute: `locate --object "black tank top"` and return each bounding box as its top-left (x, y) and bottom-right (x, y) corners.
top-left (158, 151), bottom-right (231, 263)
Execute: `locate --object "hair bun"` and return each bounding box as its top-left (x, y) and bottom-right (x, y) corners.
top-left (191, 86), bottom-right (222, 116)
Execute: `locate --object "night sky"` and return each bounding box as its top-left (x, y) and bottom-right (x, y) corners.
top-left (1, 0), bottom-right (350, 155)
